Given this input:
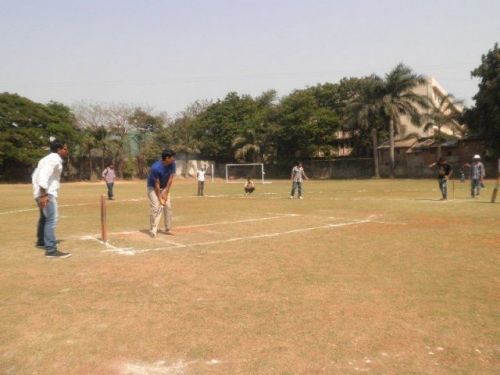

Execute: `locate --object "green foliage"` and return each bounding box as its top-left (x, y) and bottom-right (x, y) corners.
top-left (122, 157), bottom-right (136, 179)
top-left (277, 87), bottom-right (340, 160)
top-left (191, 92), bottom-right (267, 162)
top-left (0, 93), bottom-right (79, 179)
top-left (464, 43), bottom-right (500, 157)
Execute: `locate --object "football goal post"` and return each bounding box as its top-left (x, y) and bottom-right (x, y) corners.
top-left (225, 163), bottom-right (266, 183)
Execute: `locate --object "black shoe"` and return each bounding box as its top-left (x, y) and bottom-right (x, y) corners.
top-left (45, 250), bottom-right (72, 259)
top-left (36, 242), bottom-right (45, 249)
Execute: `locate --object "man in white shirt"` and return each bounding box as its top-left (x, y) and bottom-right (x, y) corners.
top-left (32, 140), bottom-right (71, 258)
top-left (197, 166), bottom-right (207, 196)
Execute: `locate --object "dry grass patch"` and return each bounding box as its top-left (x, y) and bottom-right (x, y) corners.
top-left (0, 179), bottom-right (498, 374)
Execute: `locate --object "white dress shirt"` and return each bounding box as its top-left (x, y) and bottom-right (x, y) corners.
top-left (197, 170), bottom-right (206, 182)
top-left (32, 153), bottom-right (63, 198)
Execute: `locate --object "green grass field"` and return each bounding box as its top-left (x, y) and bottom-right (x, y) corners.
top-left (0, 178), bottom-right (498, 374)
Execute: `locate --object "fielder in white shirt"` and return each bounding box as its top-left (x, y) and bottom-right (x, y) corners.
top-left (32, 140), bottom-right (71, 258)
top-left (197, 167), bottom-right (207, 196)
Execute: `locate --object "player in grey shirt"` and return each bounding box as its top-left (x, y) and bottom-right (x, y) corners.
top-left (290, 161), bottom-right (308, 199)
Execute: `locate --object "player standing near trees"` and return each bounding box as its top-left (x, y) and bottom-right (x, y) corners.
top-left (464, 154), bottom-right (486, 198)
top-left (429, 157), bottom-right (453, 200)
top-left (290, 161), bottom-right (308, 199)
top-left (102, 163), bottom-right (116, 200)
top-left (196, 166), bottom-right (207, 196)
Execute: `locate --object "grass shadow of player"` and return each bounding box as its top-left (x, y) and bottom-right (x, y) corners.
top-left (414, 198), bottom-right (445, 201)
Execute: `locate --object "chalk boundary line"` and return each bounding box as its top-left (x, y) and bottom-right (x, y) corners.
top-left (80, 214), bottom-right (403, 256)
top-left (0, 192), bottom-right (479, 216)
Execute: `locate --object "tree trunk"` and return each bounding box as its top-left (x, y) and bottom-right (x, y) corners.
top-left (371, 128), bottom-right (380, 178)
top-left (183, 154), bottom-right (189, 177)
top-left (389, 118), bottom-right (395, 178)
top-left (436, 125), bottom-right (442, 160)
top-left (88, 150), bottom-right (94, 181)
top-left (101, 146), bottom-right (106, 175)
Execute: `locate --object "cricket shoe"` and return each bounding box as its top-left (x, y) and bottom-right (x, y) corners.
top-left (45, 250), bottom-right (72, 259)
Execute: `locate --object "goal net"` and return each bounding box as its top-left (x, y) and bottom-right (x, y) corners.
top-left (225, 163), bottom-right (266, 183)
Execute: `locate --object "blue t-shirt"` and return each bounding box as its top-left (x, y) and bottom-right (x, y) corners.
top-left (147, 160), bottom-right (176, 188)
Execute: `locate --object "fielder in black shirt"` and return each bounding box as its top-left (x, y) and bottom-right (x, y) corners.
top-left (429, 157), bottom-right (453, 200)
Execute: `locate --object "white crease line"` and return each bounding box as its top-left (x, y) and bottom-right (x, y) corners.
top-left (107, 219), bottom-right (372, 255)
top-left (370, 220), bottom-right (408, 225)
top-left (0, 208), bottom-right (39, 215)
top-left (0, 198), bottom-right (146, 215)
top-left (80, 214), bottom-right (301, 251)
top-left (81, 235), bottom-right (138, 255)
top-left (87, 214), bottom-right (301, 238)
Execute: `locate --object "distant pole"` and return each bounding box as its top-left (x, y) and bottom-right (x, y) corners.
top-left (101, 195), bottom-right (107, 243)
top-left (491, 160), bottom-right (500, 203)
top-left (452, 179), bottom-right (455, 200)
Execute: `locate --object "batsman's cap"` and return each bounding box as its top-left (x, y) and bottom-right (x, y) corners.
top-left (473, 154), bottom-right (481, 160)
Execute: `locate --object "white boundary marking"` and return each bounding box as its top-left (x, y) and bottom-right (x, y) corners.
top-left (100, 219), bottom-right (372, 256)
top-left (0, 194), bottom-right (476, 216)
top-left (117, 214), bottom-right (299, 235)
top-left (79, 214), bottom-right (299, 239)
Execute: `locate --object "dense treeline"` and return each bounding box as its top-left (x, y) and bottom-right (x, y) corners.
top-left (1, 44), bottom-right (498, 181)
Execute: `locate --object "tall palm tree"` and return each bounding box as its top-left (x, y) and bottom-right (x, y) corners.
top-left (422, 94), bottom-right (464, 159)
top-left (347, 76), bottom-right (385, 178)
top-left (232, 128), bottom-right (262, 163)
top-left (381, 64), bottom-right (430, 177)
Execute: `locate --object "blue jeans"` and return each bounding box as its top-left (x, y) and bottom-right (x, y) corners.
top-left (41, 196), bottom-right (59, 252)
top-left (106, 182), bottom-right (114, 199)
top-left (471, 179), bottom-right (481, 197)
top-left (291, 181), bottom-right (303, 198)
top-left (438, 178), bottom-right (448, 199)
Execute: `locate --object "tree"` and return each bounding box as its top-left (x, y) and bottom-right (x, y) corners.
top-left (347, 75), bottom-right (386, 177)
top-left (277, 89), bottom-right (340, 161)
top-left (162, 114), bottom-right (201, 177)
top-left (464, 43), bottom-right (500, 157)
top-left (191, 93), bottom-right (264, 162)
top-left (129, 107), bottom-right (166, 177)
top-left (73, 102), bottom-right (109, 180)
top-left (231, 90), bottom-right (280, 164)
top-left (232, 128), bottom-right (262, 163)
top-left (73, 102), bottom-right (134, 179)
top-left (380, 64), bottom-right (429, 177)
top-left (0, 93), bottom-right (79, 180)
top-left (423, 94), bottom-right (464, 159)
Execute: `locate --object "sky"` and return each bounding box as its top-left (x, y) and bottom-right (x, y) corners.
top-left (1, 0), bottom-right (499, 115)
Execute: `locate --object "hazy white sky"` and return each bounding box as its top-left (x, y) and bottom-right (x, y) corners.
top-left (1, 0), bottom-right (499, 115)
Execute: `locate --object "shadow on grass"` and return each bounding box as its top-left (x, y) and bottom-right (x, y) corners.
top-left (414, 198), bottom-right (444, 201)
